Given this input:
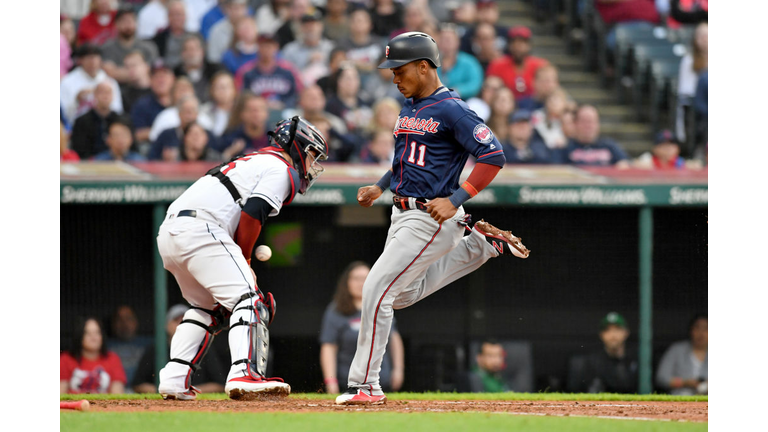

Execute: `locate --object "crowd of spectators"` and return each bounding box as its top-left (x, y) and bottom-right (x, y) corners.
top-left (61, 0), bottom-right (707, 169)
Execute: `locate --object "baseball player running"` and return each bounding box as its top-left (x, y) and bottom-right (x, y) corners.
top-left (335, 32), bottom-right (530, 405)
top-left (156, 116), bottom-right (329, 400)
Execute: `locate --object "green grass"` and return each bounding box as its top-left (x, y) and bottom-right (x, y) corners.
top-left (60, 392), bottom-right (707, 432)
top-left (60, 392), bottom-right (708, 403)
top-left (61, 412), bottom-right (708, 432)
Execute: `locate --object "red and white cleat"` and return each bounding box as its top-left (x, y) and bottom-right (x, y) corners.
top-left (335, 388), bottom-right (387, 405)
top-left (474, 219), bottom-right (530, 259)
top-left (159, 385), bottom-right (201, 401)
top-left (225, 376), bottom-right (291, 400)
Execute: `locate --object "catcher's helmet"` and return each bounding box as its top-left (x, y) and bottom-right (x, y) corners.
top-left (268, 116), bottom-right (329, 194)
top-left (378, 31), bottom-right (441, 69)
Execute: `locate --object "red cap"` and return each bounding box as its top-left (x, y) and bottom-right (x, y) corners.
top-left (508, 26), bottom-right (532, 40)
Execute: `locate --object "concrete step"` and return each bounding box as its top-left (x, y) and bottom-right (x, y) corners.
top-left (600, 122), bottom-right (652, 137)
top-left (558, 71), bottom-right (597, 84)
top-left (532, 45), bottom-right (568, 57)
top-left (496, 1), bottom-right (532, 14)
top-left (542, 53), bottom-right (585, 69)
top-left (591, 105), bottom-right (637, 122)
top-left (616, 140), bottom-right (655, 157)
top-left (560, 87), bottom-right (614, 104)
top-left (496, 0), bottom-right (657, 158)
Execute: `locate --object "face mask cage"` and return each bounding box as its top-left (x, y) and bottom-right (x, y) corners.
top-left (303, 142), bottom-right (327, 186)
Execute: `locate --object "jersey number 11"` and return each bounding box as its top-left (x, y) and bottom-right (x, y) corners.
top-left (407, 142), bottom-right (426, 167)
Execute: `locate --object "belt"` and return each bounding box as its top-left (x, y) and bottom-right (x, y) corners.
top-left (393, 195), bottom-right (429, 212)
top-left (166, 209), bottom-right (222, 228)
top-left (167, 209), bottom-right (198, 220)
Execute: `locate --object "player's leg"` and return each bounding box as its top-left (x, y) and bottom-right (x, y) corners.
top-left (393, 218), bottom-right (530, 309)
top-left (180, 222), bottom-right (289, 399)
top-left (157, 220), bottom-right (225, 400)
top-left (158, 220), bottom-right (288, 399)
top-left (338, 209), bottom-right (463, 404)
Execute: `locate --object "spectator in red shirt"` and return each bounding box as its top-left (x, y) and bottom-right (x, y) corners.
top-left (60, 317), bottom-right (127, 394)
top-left (486, 26), bottom-right (549, 101)
top-left (76, 0), bottom-right (117, 46)
top-left (650, 130), bottom-right (685, 169)
top-left (60, 122), bottom-right (80, 162)
top-left (633, 129), bottom-right (700, 170)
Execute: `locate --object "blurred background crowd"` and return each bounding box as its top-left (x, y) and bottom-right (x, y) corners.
top-left (60, 0), bottom-right (708, 169)
top-left (59, 0), bottom-right (708, 396)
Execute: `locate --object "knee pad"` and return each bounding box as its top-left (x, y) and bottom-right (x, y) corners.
top-left (169, 305), bottom-right (231, 373)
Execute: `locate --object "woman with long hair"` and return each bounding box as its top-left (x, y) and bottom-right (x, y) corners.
top-left (60, 317), bottom-right (127, 394)
top-left (486, 86), bottom-right (516, 144)
top-left (178, 122), bottom-right (222, 162)
top-left (326, 63), bottom-right (374, 138)
top-left (199, 70), bottom-right (236, 137)
top-left (319, 262), bottom-right (405, 394)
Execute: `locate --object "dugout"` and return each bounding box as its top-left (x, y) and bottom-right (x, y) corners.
top-left (60, 162), bottom-right (707, 394)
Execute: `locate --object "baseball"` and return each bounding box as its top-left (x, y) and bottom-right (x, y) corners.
top-left (255, 245), bottom-right (272, 261)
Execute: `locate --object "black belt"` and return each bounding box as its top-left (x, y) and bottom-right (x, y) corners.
top-left (178, 210), bottom-right (197, 218)
top-left (393, 195), bottom-right (429, 212)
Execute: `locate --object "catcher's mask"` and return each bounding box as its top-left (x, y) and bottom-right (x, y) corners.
top-left (268, 116), bottom-right (329, 194)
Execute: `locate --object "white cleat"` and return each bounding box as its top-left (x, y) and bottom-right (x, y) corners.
top-left (225, 376), bottom-right (291, 400)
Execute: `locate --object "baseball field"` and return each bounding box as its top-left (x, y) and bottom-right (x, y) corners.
top-left (60, 392), bottom-right (707, 431)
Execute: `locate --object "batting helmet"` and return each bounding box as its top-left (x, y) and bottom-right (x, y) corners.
top-left (378, 31), bottom-right (441, 69)
top-left (268, 116), bottom-right (329, 194)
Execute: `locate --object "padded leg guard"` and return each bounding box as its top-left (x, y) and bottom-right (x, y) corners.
top-left (159, 305), bottom-right (229, 394)
top-left (227, 290), bottom-right (276, 380)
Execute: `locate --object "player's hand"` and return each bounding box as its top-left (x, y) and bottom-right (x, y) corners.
top-left (357, 185), bottom-right (382, 207)
top-left (424, 197), bottom-right (457, 224)
top-left (249, 266), bottom-right (258, 287)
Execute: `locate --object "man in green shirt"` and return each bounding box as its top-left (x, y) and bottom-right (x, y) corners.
top-left (469, 340), bottom-right (509, 392)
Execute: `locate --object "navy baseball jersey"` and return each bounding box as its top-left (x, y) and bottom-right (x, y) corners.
top-left (387, 87), bottom-right (506, 199)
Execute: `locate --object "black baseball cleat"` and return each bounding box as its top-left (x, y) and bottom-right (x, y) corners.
top-left (474, 220), bottom-right (530, 258)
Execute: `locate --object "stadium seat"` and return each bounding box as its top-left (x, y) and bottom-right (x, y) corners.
top-left (613, 25), bottom-right (669, 101)
top-left (630, 42), bottom-right (686, 119)
top-left (647, 59), bottom-right (682, 132)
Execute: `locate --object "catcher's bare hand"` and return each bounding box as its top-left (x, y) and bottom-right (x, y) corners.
top-left (357, 185), bottom-right (382, 207)
top-left (424, 197), bottom-right (457, 224)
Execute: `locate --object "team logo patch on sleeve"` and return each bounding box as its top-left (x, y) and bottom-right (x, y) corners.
top-left (473, 124), bottom-right (494, 144)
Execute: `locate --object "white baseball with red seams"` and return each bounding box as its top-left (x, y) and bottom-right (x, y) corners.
top-left (255, 245), bottom-right (272, 261)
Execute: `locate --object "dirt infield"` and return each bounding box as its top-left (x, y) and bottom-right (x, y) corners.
top-left (86, 398), bottom-right (707, 422)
